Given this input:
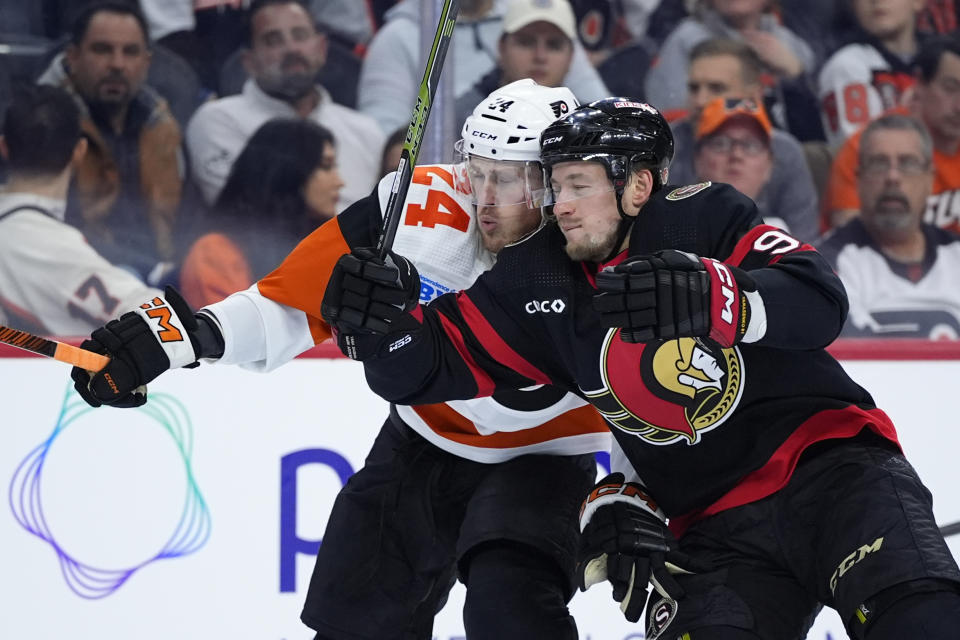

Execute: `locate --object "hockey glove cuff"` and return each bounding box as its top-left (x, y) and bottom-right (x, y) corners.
top-left (577, 472), bottom-right (709, 623)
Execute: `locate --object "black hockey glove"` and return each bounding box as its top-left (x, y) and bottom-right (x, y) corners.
top-left (321, 247), bottom-right (421, 361)
top-left (593, 249), bottom-right (756, 348)
top-left (71, 286), bottom-right (202, 408)
top-left (577, 472), bottom-right (710, 623)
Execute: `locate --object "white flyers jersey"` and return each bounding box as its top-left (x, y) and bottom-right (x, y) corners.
top-left (0, 193), bottom-right (161, 336)
top-left (818, 43), bottom-right (915, 148)
top-left (821, 220), bottom-right (960, 339)
top-left (207, 165), bottom-right (611, 463)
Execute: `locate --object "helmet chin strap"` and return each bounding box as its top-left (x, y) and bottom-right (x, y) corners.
top-left (600, 186), bottom-right (636, 264)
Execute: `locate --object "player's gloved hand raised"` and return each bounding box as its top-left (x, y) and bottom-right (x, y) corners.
top-left (593, 249), bottom-right (756, 348)
top-left (577, 472), bottom-right (710, 623)
top-left (321, 247), bottom-right (421, 361)
top-left (71, 286), bottom-right (201, 408)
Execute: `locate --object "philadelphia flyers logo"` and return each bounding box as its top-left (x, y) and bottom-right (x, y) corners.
top-left (140, 298), bottom-right (184, 343)
top-left (585, 332), bottom-right (744, 445)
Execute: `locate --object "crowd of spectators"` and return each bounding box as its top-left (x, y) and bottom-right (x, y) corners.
top-left (1, 0), bottom-right (959, 340)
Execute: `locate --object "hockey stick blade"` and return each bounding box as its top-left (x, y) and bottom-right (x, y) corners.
top-left (376, 0), bottom-right (459, 259)
top-left (0, 324), bottom-right (109, 371)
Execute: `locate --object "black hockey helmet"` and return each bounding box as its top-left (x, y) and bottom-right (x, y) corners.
top-left (539, 98), bottom-right (674, 194)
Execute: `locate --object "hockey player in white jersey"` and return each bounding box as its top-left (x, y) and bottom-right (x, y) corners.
top-left (0, 85), bottom-right (160, 334)
top-left (70, 79), bottom-right (610, 639)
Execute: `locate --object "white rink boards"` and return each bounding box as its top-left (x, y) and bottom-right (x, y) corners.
top-left (1, 343), bottom-right (957, 640)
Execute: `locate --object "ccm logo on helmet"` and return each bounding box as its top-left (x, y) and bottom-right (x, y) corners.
top-left (525, 299), bottom-right (566, 314)
top-left (542, 136), bottom-right (563, 145)
top-left (471, 130), bottom-right (497, 140)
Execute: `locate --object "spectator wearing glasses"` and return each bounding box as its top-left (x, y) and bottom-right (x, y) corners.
top-left (670, 39), bottom-right (819, 241)
top-left (693, 96), bottom-right (808, 237)
top-left (819, 113), bottom-right (960, 339)
top-left (825, 35), bottom-right (960, 233)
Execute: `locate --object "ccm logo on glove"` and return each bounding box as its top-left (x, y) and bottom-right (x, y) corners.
top-left (581, 478), bottom-right (661, 522)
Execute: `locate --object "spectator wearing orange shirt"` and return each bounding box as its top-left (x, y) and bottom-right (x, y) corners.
top-left (825, 35), bottom-right (960, 233)
top-left (179, 118), bottom-right (342, 307)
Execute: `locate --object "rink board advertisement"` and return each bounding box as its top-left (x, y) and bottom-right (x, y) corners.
top-left (2, 344), bottom-right (959, 640)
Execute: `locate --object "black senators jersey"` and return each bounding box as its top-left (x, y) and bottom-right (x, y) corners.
top-left (361, 182), bottom-right (900, 530)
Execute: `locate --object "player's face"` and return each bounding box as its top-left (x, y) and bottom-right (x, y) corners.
top-left (498, 22), bottom-right (573, 88)
top-left (303, 142), bottom-right (343, 222)
top-left (66, 12), bottom-right (150, 108)
top-left (687, 55), bottom-right (755, 121)
top-left (467, 156), bottom-right (544, 253)
top-left (917, 52), bottom-right (960, 144)
top-left (244, 2), bottom-right (326, 100)
top-left (857, 127), bottom-right (932, 239)
top-left (550, 161), bottom-right (623, 262)
top-left (852, 0), bottom-right (924, 39)
top-left (693, 120), bottom-right (772, 200)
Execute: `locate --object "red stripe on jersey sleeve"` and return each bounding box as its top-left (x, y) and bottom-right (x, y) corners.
top-left (725, 225), bottom-right (816, 267)
top-left (458, 292), bottom-right (553, 385)
top-left (435, 308), bottom-right (496, 397)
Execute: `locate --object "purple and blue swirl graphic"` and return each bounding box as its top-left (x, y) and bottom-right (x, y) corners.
top-left (8, 385), bottom-right (211, 599)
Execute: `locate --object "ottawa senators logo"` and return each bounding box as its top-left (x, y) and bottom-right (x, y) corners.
top-left (585, 332), bottom-right (744, 445)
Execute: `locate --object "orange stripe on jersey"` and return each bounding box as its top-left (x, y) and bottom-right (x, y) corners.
top-left (257, 217), bottom-right (351, 345)
top-left (411, 402), bottom-right (609, 448)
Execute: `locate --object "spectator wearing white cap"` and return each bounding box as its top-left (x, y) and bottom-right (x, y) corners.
top-left (455, 0), bottom-right (578, 128)
top-left (358, 0), bottom-right (609, 135)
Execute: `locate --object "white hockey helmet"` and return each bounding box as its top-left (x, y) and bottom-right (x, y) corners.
top-left (457, 79), bottom-right (579, 162)
top-left (454, 79), bottom-right (579, 210)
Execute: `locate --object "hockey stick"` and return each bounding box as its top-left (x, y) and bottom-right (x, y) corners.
top-left (941, 520), bottom-right (960, 538)
top-left (375, 0), bottom-right (459, 258)
top-left (0, 324), bottom-right (109, 370)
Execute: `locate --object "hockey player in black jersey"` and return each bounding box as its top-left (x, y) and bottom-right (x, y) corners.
top-left (322, 98), bottom-right (960, 639)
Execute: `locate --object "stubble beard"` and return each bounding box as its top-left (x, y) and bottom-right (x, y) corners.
top-left (564, 227), bottom-right (620, 263)
top-left (259, 70), bottom-right (316, 101)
